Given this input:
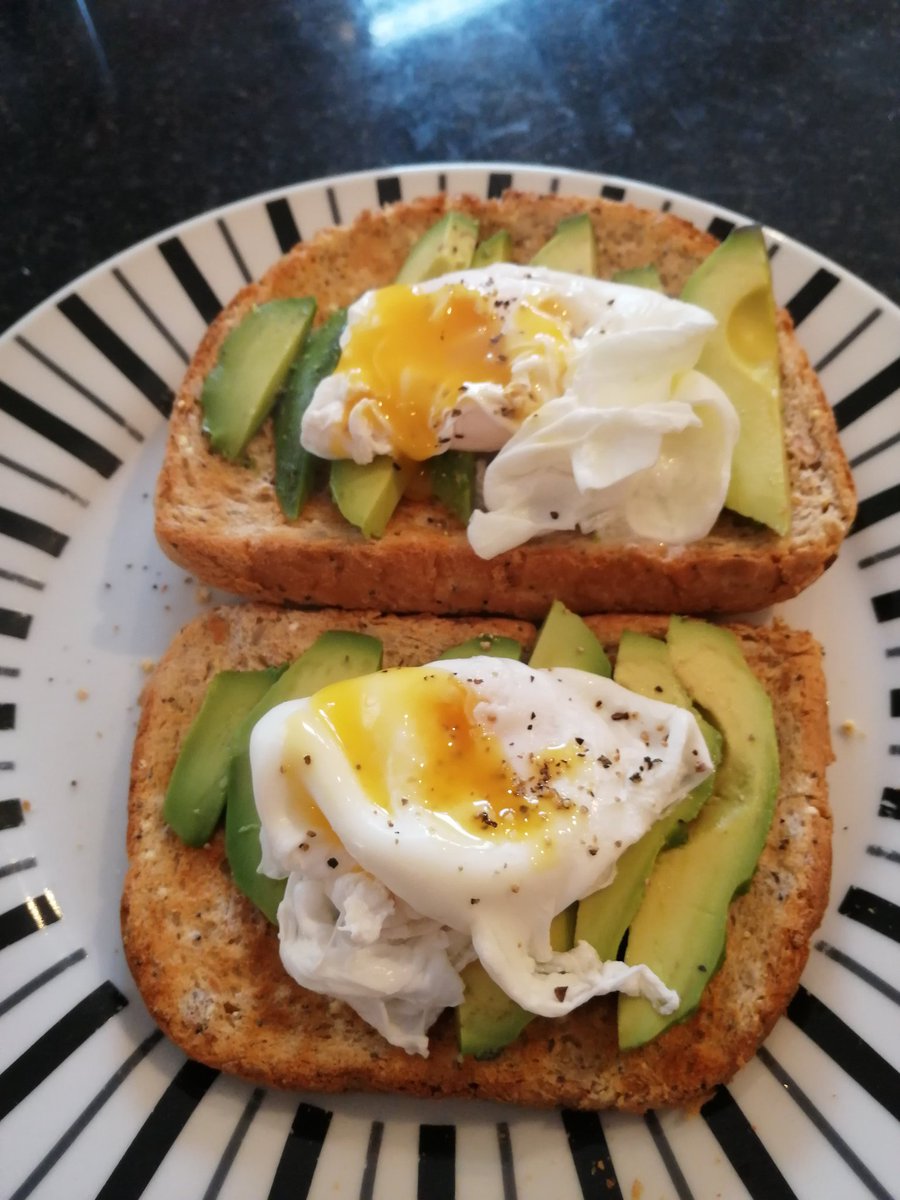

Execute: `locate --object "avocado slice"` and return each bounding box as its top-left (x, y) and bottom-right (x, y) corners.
top-left (458, 905), bottom-right (576, 1059)
top-left (395, 211), bottom-right (479, 285)
top-left (330, 457), bottom-right (417, 538)
top-left (428, 448), bottom-right (476, 524)
top-left (201, 298), bottom-right (316, 461)
top-left (573, 632), bottom-right (721, 961)
top-left (274, 307), bottom-right (347, 520)
top-left (680, 226), bottom-right (790, 535)
top-left (531, 213), bottom-right (597, 276)
top-left (617, 616), bottom-right (779, 1048)
top-left (437, 633), bottom-right (522, 660)
top-left (472, 230), bottom-right (513, 267)
top-left (528, 599), bottom-right (611, 676)
top-left (164, 666), bottom-right (286, 847)
top-left (611, 265), bottom-right (663, 291)
top-left (225, 630), bottom-right (383, 922)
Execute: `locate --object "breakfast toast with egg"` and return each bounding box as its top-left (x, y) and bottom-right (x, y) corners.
top-left (122, 604), bottom-right (832, 1111)
top-left (154, 191), bottom-right (855, 617)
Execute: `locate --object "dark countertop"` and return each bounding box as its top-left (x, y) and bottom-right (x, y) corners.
top-left (3, 0), bottom-right (898, 335)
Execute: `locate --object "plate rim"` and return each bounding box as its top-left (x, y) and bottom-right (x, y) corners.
top-left (3, 160), bottom-right (899, 350)
top-left (1, 159), bottom-right (898, 1200)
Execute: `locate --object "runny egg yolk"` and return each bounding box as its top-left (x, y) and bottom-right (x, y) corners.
top-left (335, 283), bottom-right (573, 460)
top-left (285, 667), bottom-right (583, 843)
top-left (279, 739), bottom-right (342, 851)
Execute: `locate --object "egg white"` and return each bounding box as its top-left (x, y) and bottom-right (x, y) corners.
top-left (299, 264), bottom-right (739, 556)
top-left (250, 655), bottom-right (712, 1053)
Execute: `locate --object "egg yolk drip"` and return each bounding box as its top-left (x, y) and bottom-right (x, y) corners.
top-left (335, 283), bottom-right (573, 460)
top-left (279, 736), bottom-right (342, 852)
top-left (290, 666), bottom-right (584, 844)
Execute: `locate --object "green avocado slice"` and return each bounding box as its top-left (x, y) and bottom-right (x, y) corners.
top-left (573, 631), bottom-right (721, 962)
top-left (225, 630), bottom-right (383, 922)
top-left (680, 225), bottom-right (790, 535)
top-left (274, 307), bottom-right (347, 520)
top-left (472, 230), bottom-right (513, 267)
top-left (531, 213), bottom-right (597, 276)
top-left (457, 906), bottom-right (575, 1059)
top-left (164, 666), bottom-right (286, 846)
top-left (529, 599), bottom-right (611, 676)
top-left (429, 449), bottom-right (476, 524)
top-left (395, 211), bottom-right (479, 284)
top-left (330, 457), bottom-right (418, 538)
top-left (611, 265), bottom-right (663, 291)
top-left (437, 634), bottom-right (522, 661)
top-left (201, 297), bottom-right (316, 460)
top-left (617, 616), bottom-right (779, 1048)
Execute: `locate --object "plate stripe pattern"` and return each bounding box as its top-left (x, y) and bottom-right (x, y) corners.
top-left (0, 981), bottom-right (126, 1121)
top-left (701, 1088), bottom-right (796, 1198)
top-left (111, 266), bottom-right (192, 365)
top-left (561, 1109), bottom-right (623, 1197)
top-left (14, 331), bottom-right (147, 442)
top-left (839, 887), bottom-right (900, 944)
top-left (756, 1047), bottom-right (896, 1200)
top-left (200, 1086), bottom-right (266, 1200)
top-left (417, 1124), bottom-right (456, 1200)
top-left (815, 937), bottom-right (900, 1005)
top-left (0, 888), bottom-right (61, 950)
top-left (94, 1060), bottom-right (219, 1199)
top-left (9, 1031), bottom-right (165, 1200)
top-left (158, 236), bottom-right (223, 324)
top-left (266, 197), bottom-right (301, 253)
top-left (1, 165), bottom-right (898, 1200)
top-left (833, 354), bottom-right (900, 431)
top-left (0, 378), bottom-right (122, 478)
top-left (0, 948), bottom-right (86, 1016)
top-left (267, 1101), bottom-right (332, 1199)
top-left (788, 986), bottom-right (900, 1118)
top-left (643, 1111), bottom-right (695, 1200)
top-left (56, 293), bottom-right (174, 416)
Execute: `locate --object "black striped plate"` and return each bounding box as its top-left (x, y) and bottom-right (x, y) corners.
top-left (0, 165), bottom-right (897, 1200)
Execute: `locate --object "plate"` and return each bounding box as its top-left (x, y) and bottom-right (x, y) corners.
top-left (0, 164), bottom-right (897, 1200)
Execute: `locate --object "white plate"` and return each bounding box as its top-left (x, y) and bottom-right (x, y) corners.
top-left (0, 164), bottom-right (897, 1200)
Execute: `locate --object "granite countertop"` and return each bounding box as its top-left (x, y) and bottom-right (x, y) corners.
top-left (2, 0), bottom-right (898, 334)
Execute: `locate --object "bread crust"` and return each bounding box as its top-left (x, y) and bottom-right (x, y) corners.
top-left (154, 191), bottom-right (856, 617)
top-left (122, 605), bottom-right (833, 1111)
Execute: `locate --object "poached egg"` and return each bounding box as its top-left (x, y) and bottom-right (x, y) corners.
top-left (250, 655), bottom-right (713, 1055)
top-left (299, 264), bottom-right (739, 556)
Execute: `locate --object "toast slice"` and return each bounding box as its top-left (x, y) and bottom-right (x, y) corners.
top-left (122, 604), bottom-right (833, 1111)
top-left (155, 191), bottom-right (856, 617)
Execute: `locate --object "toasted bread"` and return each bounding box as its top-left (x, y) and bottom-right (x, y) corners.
top-left (154, 191), bottom-right (856, 617)
top-left (122, 604), bottom-right (832, 1111)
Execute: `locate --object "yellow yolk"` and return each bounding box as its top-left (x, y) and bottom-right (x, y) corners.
top-left (292, 667), bottom-right (581, 843)
top-left (336, 284), bottom-right (510, 460)
top-left (334, 283), bottom-right (576, 462)
top-left (280, 736), bottom-right (342, 851)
